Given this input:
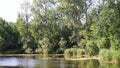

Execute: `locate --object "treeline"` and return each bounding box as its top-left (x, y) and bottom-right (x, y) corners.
top-left (0, 18), bottom-right (23, 53)
top-left (0, 0), bottom-right (120, 59)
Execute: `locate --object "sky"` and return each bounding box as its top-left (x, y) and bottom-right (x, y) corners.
top-left (0, 0), bottom-right (32, 22)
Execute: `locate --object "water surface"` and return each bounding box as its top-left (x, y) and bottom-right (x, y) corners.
top-left (0, 55), bottom-right (119, 68)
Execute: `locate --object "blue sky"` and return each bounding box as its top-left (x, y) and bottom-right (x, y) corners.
top-left (0, 0), bottom-right (32, 22)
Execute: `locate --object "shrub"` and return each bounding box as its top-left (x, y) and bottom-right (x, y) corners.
top-left (71, 48), bottom-right (77, 57)
top-left (56, 48), bottom-right (64, 54)
top-left (39, 38), bottom-right (51, 49)
top-left (64, 49), bottom-right (72, 58)
top-left (35, 48), bottom-right (43, 54)
top-left (99, 49), bottom-right (120, 62)
top-left (64, 49), bottom-right (72, 55)
top-left (64, 48), bottom-right (78, 58)
top-left (77, 49), bottom-right (85, 57)
top-left (96, 37), bottom-right (108, 49)
top-left (99, 49), bottom-right (113, 61)
top-left (112, 50), bottom-right (120, 62)
top-left (25, 48), bottom-right (33, 54)
top-left (86, 45), bottom-right (99, 56)
top-left (86, 40), bottom-right (99, 56)
top-left (43, 49), bottom-right (49, 54)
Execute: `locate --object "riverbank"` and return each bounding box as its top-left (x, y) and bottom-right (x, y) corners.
top-left (0, 54), bottom-right (64, 57)
top-left (0, 54), bottom-right (99, 60)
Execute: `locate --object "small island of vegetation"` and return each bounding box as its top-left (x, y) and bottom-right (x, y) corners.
top-left (0, 0), bottom-right (120, 63)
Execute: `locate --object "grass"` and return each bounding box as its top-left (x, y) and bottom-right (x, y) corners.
top-left (99, 49), bottom-right (120, 63)
top-left (77, 49), bottom-right (85, 57)
top-left (99, 49), bottom-right (112, 61)
top-left (112, 50), bottom-right (120, 62)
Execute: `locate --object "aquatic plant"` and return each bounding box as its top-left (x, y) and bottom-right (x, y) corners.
top-left (99, 49), bottom-right (112, 61)
top-left (112, 50), bottom-right (120, 62)
top-left (77, 49), bottom-right (85, 57)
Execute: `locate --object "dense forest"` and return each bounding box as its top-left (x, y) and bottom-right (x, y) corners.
top-left (0, 0), bottom-right (120, 61)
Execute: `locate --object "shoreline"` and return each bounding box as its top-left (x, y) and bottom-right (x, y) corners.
top-left (0, 54), bottom-right (64, 57)
top-left (0, 54), bottom-right (118, 63)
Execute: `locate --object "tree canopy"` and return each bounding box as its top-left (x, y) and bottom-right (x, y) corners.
top-left (0, 0), bottom-right (120, 55)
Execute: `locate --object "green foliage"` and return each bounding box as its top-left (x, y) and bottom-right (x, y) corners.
top-left (99, 49), bottom-right (120, 62)
top-left (110, 35), bottom-right (120, 50)
top-left (71, 48), bottom-right (77, 57)
top-left (59, 37), bottom-right (66, 48)
top-left (25, 48), bottom-right (33, 54)
top-left (43, 49), bottom-right (49, 54)
top-left (64, 48), bottom-right (86, 58)
top-left (0, 18), bottom-right (23, 53)
top-left (57, 0), bottom-right (88, 24)
top-left (64, 49), bottom-right (71, 58)
top-left (112, 50), bottom-right (120, 62)
top-left (77, 39), bottom-right (86, 49)
top-left (86, 40), bottom-right (99, 56)
top-left (0, 36), bottom-right (4, 46)
top-left (64, 49), bottom-right (72, 56)
top-left (64, 48), bottom-right (77, 57)
top-left (0, 0), bottom-right (120, 62)
top-left (77, 49), bottom-right (85, 57)
top-left (39, 37), bottom-right (51, 49)
top-left (35, 48), bottom-right (42, 54)
top-left (56, 48), bottom-right (64, 54)
top-left (99, 49), bottom-right (113, 61)
top-left (96, 37), bottom-right (107, 49)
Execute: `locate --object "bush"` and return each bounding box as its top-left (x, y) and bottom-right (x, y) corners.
top-left (43, 49), bottom-right (49, 54)
top-left (25, 48), bottom-right (33, 54)
top-left (56, 48), bottom-right (64, 54)
top-left (64, 48), bottom-right (86, 58)
top-left (71, 48), bottom-right (77, 57)
top-left (86, 45), bottom-right (99, 56)
top-left (99, 49), bottom-right (120, 62)
top-left (64, 48), bottom-right (78, 58)
top-left (96, 37), bottom-right (107, 49)
top-left (77, 49), bottom-right (85, 57)
top-left (64, 49), bottom-right (72, 58)
top-left (112, 50), bottom-right (120, 62)
top-left (99, 49), bottom-right (113, 61)
top-left (64, 49), bottom-right (72, 55)
top-left (35, 48), bottom-right (43, 54)
top-left (86, 40), bottom-right (99, 56)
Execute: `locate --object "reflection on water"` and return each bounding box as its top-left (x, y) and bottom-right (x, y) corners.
top-left (0, 55), bottom-right (119, 68)
top-left (0, 57), bottom-right (19, 66)
top-left (0, 57), bottom-right (35, 68)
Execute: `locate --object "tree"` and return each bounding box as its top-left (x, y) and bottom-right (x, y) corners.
top-left (0, 18), bottom-right (22, 53)
top-left (56, 0), bottom-right (92, 24)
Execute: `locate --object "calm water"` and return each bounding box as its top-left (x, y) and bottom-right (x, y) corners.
top-left (0, 55), bottom-right (119, 68)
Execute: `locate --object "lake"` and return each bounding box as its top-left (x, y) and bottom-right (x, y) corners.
top-left (0, 55), bottom-right (119, 68)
